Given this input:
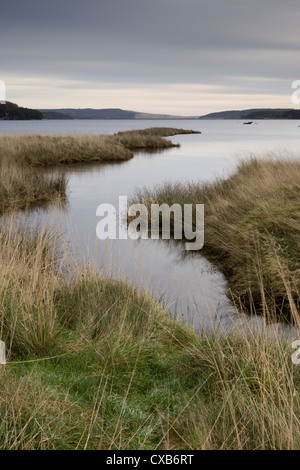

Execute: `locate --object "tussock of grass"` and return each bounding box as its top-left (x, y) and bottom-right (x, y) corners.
top-left (132, 158), bottom-right (300, 321)
top-left (0, 221), bottom-right (300, 449)
top-left (0, 223), bottom-right (62, 356)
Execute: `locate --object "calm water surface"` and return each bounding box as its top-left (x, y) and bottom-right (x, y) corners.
top-left (2, 119), bottom-right (300, 337)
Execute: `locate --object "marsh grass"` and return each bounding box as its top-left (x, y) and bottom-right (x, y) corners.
top-left (0, 221), bottom-right (63, 356)
top-left (114, 128), bottom-right (200, 151)
top-left (132, 157), bottom-right (300, 321)
top-left (0, 128), bottom-right (198, 212)
top-left (0, 128), bottom-right (199, 167)
top-left (0, 135), bottom-right (133, 166)
top-left (0, 161), bottom-right (66, 213)
top-left (1, 137), bottom-right (299, 449)
top-left (0, 219), bottom-right (300, 449)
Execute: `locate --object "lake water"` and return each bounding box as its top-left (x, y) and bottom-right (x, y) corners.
top-left (1, 119), bottom-right (300, 337)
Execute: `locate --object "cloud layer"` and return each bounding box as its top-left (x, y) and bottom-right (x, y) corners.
top-left (1, 0), bottom-right (299, 113)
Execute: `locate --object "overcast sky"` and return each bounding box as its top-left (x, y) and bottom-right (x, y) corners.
top-left (1, 0), bottom-right (300, 114)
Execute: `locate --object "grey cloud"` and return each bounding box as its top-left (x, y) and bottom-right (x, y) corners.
top-left (1, 0), bottom-right (300, 109)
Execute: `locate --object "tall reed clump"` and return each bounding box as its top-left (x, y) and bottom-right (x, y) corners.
top-left (0, 221), bottom-right (62, 357)
top-left (0, 219), bottom-right (300, 449)
top-left (132, 157), bottom-right (300, 321)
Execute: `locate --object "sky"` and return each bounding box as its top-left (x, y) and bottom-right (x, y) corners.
top-left (1, 0), bottom-right (300, 115)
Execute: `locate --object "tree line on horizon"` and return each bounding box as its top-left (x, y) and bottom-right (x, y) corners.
top-left (0, 101), bottom-right (43, 120)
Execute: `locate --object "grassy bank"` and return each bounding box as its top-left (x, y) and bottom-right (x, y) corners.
top-left (132, 158), bottom-right (300, 321)
top-left (0, 128), bottom-right (199, 167)
top-left (0, 221), bottom-right (300, 450)
top-left (114, 128), bottom-right (200, 151)
top-left (0, 128), bottom-right (198, 212)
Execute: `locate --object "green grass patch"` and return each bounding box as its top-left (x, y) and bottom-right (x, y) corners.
top-left (0, 223), bottom-right (300, 449)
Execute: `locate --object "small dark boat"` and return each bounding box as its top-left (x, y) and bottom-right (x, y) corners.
top-left (243, 121), bottom-right (253, 125)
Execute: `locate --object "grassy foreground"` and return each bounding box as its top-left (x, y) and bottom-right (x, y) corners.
top-left (133, 158), bottom-right (300, 321)
top-left (0, 137), bottom-right (299, 449)
top-left (0, 128), bottom-right (198, 213)
top-left (0, 221), bottom-right (300, 450)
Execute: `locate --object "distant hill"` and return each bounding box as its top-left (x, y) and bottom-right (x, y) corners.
top-left (243, 109), bottom-right (300, 119)
top-left (40, 111), bottom-right (74, 120)
top-left (39, 107), bottom-right (300, 121)
top-left (199, 108), bottom-right (300, 119)
top-left (39, 108), bottom-right (198, 120)
top-left (0, 101), bottom-right (43, 120)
